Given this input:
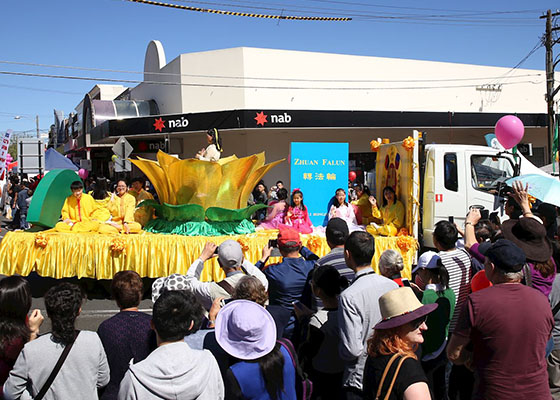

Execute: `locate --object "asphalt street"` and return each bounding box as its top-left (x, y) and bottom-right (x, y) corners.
top-left (0, 216), bottom-right (155, 333)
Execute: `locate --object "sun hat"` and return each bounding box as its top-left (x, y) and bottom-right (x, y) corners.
top-left (218, 240), bottom-right (243, 268)
top-left (374, 287), bottom-right (438, 330)
top-left (151, 273), bottom-right (190, 303)
top-left (215, 300), bottom-right (277, 360)
top-left (501, 217), bottom-right (552, 263)
top-left (278, 228), bottom-right (301, 247)
top-left (478, 239), bottom-right (526, 273)
top-left (411, 251), bottom-right (440, 273)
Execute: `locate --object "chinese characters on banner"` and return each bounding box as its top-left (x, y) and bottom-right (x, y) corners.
top-left (0, 130), bottom-right (12, 180)
top-left (290, 142), bottom-right (349, 227)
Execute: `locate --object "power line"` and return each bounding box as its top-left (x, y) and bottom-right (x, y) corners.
top-left (124, 0), bottom-right (351, 20)
top-left (0, 60), bottom-right (543, 83)
top-left (0, 69), bottom-right (543, 90)
top-left (170, 0), bottom-right (540, 21)
top-left (0, 83), bottom-right (83, 95)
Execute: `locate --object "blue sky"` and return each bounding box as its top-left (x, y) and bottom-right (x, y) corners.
top-left (0, 0), bottom-right (558, 134)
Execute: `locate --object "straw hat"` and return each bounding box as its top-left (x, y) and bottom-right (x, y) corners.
top-left (374, 287), bottom-right (438, 330)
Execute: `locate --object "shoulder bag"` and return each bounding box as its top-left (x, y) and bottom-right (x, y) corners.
top-left (34, 331), bottom-right (80, 400)
top-left (375, 353), bottom-right (414, 400)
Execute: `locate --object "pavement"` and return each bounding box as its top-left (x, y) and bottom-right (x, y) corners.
top-left (0, 215), bottom-right (155, 332)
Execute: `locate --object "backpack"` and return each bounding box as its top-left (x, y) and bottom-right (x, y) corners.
top-left (277, 337), bottom-right (313, 400)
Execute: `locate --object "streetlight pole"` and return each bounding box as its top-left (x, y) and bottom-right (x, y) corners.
top-left (36, 115), bottom-right (40, 139)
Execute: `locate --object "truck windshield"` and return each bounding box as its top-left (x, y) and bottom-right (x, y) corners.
top-left (471, 155), bottom-right (514, 191)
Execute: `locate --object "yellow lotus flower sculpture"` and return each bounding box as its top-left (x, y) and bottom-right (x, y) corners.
top-left (132, 150), bottom-right (284, 210)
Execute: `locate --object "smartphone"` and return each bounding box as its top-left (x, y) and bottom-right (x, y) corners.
top-left (214, 246), bottom-right (219, 255)
top-left (268, 239), bottom-right (278, 248)
top-left (292, 300), bottom-right (302, 309)
top-left (448, 216), bottom-right (454, 224)
top-left (480, 209), bottom-right (490, 220)
top-left (220, 298), bottom-right (235, 307)
top-left (402, 279), bottom-right (411, 287)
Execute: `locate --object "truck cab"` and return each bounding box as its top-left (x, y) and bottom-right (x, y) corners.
top-left (421, 144), bottom-right (516, 248)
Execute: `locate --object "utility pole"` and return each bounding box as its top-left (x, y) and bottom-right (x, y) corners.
top-left (35, 115), bottom-right (40, 139)
top-left (541, 9), bottom-right (560, 171)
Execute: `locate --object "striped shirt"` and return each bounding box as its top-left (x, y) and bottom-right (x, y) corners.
top-left (438, 247), bottom-right (472, 333)
top-left (313, 247), bottom-right (355, 309)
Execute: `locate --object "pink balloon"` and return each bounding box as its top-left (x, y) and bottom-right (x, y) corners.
top-left (495, 115), bottom-right (524, 149)
top-left (78, 168), bottom-right (89, 179)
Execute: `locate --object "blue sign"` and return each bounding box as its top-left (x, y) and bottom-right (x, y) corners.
top-left (290, 142), bottom-right (349, 227)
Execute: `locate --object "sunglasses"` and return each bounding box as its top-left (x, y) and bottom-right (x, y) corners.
top-left (411, 316), bottom-right (427, 330)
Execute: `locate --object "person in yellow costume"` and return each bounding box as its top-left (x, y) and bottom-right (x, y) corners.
top-left (351, 183), bottom-right (374, 225)
top-left (98, 180), bottom-right (142, 234)
top-left (129, 177), bottom-right (154, 205)
top-left (129, 177), bottom-right (154, 226)
top-left (366, 185), bottom-right (405, 236)
top-left (55, 180), bottom-right (107, 233)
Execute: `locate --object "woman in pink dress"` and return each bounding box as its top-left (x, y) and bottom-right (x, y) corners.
top-left (282, 189), bottom-right (313, 234)
top-left (258, 188), bottom-right (288, 230)
top-left (328, 188), bottom-right (364, 233)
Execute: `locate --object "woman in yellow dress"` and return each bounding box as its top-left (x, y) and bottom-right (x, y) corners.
top-left (351, 183), bottom-right (373, 225)
top-left (366, 186), bottom-right (405, 237)
top-left (98, 180), bottom-right (142, 234)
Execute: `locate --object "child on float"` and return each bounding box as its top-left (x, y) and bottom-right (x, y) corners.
top-left (258, 188), bottom-right (289, 230)
top-left (328, 188), bottom-right (364, 233)
top-left (282, 189), bottom-right (313, 234)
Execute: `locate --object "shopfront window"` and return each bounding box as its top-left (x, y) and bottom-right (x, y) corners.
top-left (471, 155), bottom-right (514, 191)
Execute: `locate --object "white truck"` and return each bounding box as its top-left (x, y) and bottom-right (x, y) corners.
top-left (374, 130), bottom-right (548, 249)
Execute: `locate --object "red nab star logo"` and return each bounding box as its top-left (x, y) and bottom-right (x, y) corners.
top-left (153, 118), bottom-right (165, 132)
top-left (254, 111), bottom-right (268, 126)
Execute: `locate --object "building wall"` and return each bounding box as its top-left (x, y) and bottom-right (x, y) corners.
top-left (132, 43), bottom-right (546, 116)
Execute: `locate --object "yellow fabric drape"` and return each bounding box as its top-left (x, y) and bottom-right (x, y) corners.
top-left (0, 231), bottom-right (414, 280)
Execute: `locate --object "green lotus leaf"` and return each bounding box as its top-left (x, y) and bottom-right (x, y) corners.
top-left (138, 200), bottom-right (205, 222)
top-left (205, 204), bottom-right (269, 222)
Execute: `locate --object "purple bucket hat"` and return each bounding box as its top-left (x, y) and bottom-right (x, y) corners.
top-left (215, 300), bottom-right (277, 360)
top-left (374, 287), bottom-right (438, 330)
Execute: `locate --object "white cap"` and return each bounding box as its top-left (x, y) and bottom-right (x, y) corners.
top-left (412, 251), bottom-right (440, 273)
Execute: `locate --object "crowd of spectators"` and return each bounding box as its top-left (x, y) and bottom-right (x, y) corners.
top-left (0, 180), bottom-right (559, 400)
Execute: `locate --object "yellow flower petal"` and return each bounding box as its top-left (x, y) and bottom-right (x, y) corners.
top-left (130, 157), bottom-right (173, 204)
top-left (167, 159), bottom-right (223, 207)
top-left (215, 154), bottom-right (264, 209)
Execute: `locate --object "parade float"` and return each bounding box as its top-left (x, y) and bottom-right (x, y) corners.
top-left (0, 151), bottom-right (335, 281)
top-left (0, 135), bottom-right (433, 281)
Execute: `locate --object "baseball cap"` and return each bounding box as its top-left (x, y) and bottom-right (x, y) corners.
top-left (412, 251), bottom-right (440, 273)
top-left (218, 240), bottom-right (243, 268)
top-left (278, 228), bottom-right (301, 247)
top-left (478, 239), bottom-right (526, 273)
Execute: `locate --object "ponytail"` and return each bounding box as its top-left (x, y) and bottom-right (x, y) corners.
top-left (208, 128), bottom-right (223, 152)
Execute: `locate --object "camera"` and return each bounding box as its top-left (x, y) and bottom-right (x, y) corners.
top-left (268, 239), bottom-right (278, 248)
top-left (469, 205), bottom-right (489, 220)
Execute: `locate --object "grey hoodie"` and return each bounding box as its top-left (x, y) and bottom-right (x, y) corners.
top-left (118, 341), bottom-right (224, 400)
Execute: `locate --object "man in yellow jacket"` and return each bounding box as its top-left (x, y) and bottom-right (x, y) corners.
top-left (99, 180), bottom-right (142, 234)
top-left (55, 180), bottom-right (108, 232)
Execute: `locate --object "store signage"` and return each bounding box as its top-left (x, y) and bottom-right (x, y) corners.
top-left (254, 111), bottom-right (292, 127)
